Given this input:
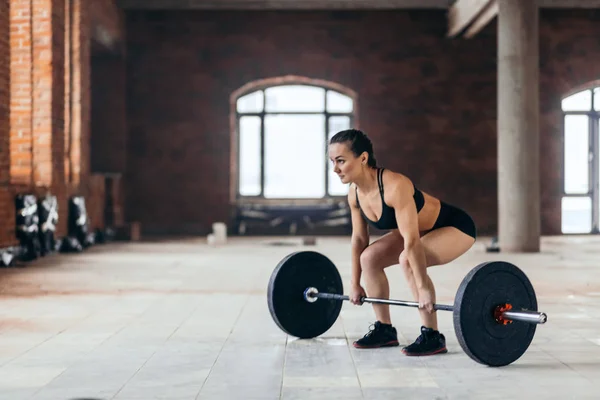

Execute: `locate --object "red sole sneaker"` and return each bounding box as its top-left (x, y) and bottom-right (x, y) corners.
top-left (401, 347), bottom-right (448, 356)
top-left (353, 340), bottom-right (400, 349)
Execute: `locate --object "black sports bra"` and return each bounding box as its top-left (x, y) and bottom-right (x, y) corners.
top-left (355, 168), bottom-right (424, 230)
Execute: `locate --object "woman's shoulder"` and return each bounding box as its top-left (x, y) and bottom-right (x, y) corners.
top-left (380, 168), bottom-right (413, 188)
top-left (380, 169), bottom-right (418, 209)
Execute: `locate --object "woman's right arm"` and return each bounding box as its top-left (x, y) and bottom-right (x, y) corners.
top-left (348, 184), bottom-right (369, 288)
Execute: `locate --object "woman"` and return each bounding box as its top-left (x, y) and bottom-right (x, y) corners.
top-left (328, 129), bottom-right (477, 356)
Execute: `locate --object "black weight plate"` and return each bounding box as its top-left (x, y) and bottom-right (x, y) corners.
top-left (267, 251), bottom-right (344, 339)
top-left (453, 261), bottom-right (538, 367)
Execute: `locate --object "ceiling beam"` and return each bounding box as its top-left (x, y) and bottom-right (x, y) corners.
top-left (116, 0), bottom-right (600, 9)
top-left (463, 0), bottom-right (497, 38)
top-left (117, 0), bottom-right (453, 10)
top-left (450, 0), bottom-right (600, 39)
top-left (447, 0), bottom-right (495, 37)
top-left (537, 0), bottom-right (600, 6)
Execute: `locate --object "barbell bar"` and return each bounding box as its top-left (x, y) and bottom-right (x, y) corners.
top-left (303, 287), bottom-right (548, 324)
top-left (267, 251), bottom-right (548, 367)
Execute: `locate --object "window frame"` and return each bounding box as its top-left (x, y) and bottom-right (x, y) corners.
top-left (561, 87), bottom-right (600, 234)
top-left (234, 83), bottom-right (356, 204)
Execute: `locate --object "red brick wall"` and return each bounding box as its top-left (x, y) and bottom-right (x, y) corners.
top-left (51, 0), bottom-right (67, 234)
top-left (90, 0), bottom-right (125, 52)
top-left (125, 10), bottom-right (498, 235)
top-left (110, 175), bottom-right (125, 226)
top-left (0, 0), bottom-right (10, 242)
top-left (9, 0), bottom-right (33, 185)
top-left (30, 0), bottom-right (63, 189)
top-left (68, 0), bottom-right (92, 187)
top-left (78, 0), bottom-right (93, 187)
top-left (85, 174), bottom-right (106, 230)
top-left (91, 53), bottom-right (127, 174)
top-left (124, 9), bottom-right (600, 236)
top-left (88, 0), bottom-right (127, 225)
top-left (0, 0), bottom-right (120, 248)
top-left (0, 0), bottom-right (9, 186)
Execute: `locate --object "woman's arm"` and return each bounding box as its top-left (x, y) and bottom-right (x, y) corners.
top-left (348, 184), bottom-right (369, 287)
top-left (385, 175), bottom-right (432, 311)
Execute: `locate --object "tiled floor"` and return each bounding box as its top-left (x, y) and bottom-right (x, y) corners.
top-left (0, 235), bottom-right (599, 399)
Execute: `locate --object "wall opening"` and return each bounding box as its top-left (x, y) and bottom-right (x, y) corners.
top-left (231, 76), bottom-right (358, 202)
top-left (561, 85), bottom-right (600, 234)
top-left (229, 76), bottom-right (359, 235)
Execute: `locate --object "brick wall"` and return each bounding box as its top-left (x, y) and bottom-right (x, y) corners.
top-left (30, 0), bottom-right (63, 189)
top-left (85, 174), bottom-right (106, 231)
top-left (91, 53), bottom-right (127, 174)
top-left (2, 6), bottom-right (598, 242)
top-left (88, 0), bottom-right (127, 225)
top-left (9, 0), bottom-right (33, 186)
top-left (90, 0), bottom-right (125, 53)
top-left (124, 9), bottom-right (600, 236)
top-left (0, 0), bottom-right (9, 186)
top-left (0, 0), bottom-right (10, 242)
top-left (0, 0), bottom-right (124, 248)
top-left (125, 10), bottom-right (498, 235)
top-left (68, 0), bottom-right (92, 187)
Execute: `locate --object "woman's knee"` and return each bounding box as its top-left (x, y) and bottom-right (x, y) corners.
top-left (359, 249), bottom-right (375, 272)
top-left (360, 247), bottom-right (383, 273)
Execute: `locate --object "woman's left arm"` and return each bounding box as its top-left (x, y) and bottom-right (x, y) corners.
top-left (387, 177), bottom-right (434, 312)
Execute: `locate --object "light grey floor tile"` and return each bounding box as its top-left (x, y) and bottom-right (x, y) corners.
top-left (0, 236), bottom-right (597, 400)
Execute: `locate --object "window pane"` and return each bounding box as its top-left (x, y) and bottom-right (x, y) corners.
top-left (328, 116), bottom-right (351, 196)
top-left (237, 91), bottom-right (264, 113)
top-left (264, 85), bottom-right (325, 112)
top-left (264, 114), bottom-right (325, 198)
top-left (328, 116), bottom-right (351, 136)
top-left (239, 116), bottom-right (261, 196)
top-left (564, 115), bottom-right (589, 194)
top-left (595, 88), bottom-right (600, 111)
top-left (561, 196), bottom-right (592, 233)
top-left (562, 90), bottom-right (592, 111)
top-left (327, 90), bottom-right (353, 113)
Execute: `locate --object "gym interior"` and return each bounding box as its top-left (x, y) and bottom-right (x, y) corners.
top-left (0, 0), bottom-right (599, 399)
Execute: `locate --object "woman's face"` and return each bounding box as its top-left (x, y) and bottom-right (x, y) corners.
top-left (328, 142), bottom-right (366, 185)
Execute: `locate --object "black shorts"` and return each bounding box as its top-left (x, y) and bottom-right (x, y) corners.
top-left (429, 202), bottom-right (477, 239)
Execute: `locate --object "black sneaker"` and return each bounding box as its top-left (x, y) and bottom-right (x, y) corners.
top-left (353, 321), bottom-right (399, 349)
top-left (401, 326), bottom-right (448, 356)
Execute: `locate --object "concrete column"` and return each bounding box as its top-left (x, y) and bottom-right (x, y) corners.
top-left (497, 0), bottom-right (540, 252)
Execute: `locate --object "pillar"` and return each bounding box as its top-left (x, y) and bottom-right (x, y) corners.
top-left (497, 0), bottom-right (540, 252)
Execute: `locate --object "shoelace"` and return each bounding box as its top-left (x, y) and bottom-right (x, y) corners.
top-left (413, 333), bottom-right (426, 344)
top-left (362, 323), bottom-right (378, 338)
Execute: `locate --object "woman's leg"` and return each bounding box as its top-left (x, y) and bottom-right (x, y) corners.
top-left (401, 226), bottom-right (476, 330)
top-left (359, 230), bottom-right (404, 324)
top-left (400, 226), bottom-right (476, 356)
top-left (352, 231), bottom-right (404, 348)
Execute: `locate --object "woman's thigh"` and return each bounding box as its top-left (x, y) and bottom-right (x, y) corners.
top-left (360, 231), bottom-right (405, 271)
top-left (420, 226), bottom-right (476, 267)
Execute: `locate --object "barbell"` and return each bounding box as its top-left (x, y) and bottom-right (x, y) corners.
top-left (267, 251), bottom-right (547, 367)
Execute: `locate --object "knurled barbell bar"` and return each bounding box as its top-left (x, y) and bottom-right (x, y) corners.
top-left (267, 251), bottom-right (548, 367)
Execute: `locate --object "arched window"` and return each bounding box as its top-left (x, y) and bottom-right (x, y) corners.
top-left (561, 86), bottom-right (600, 234)
top-left (234, 82), bottom-right (355, 200)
